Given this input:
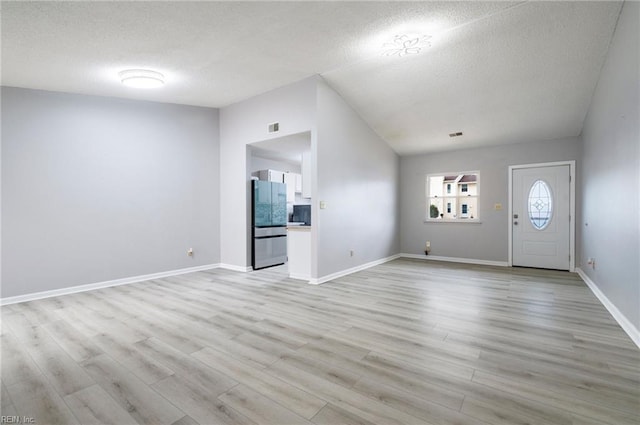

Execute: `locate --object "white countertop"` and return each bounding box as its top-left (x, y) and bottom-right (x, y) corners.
top-left (287, 225), bottom-right (311, 231)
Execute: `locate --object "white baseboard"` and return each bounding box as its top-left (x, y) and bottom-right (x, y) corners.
top-left (399, 253), bottom-right (509, 267)
top-left (288, 273), bottom-right (311, 281)
top-left (309, 254), bottom-right (401, 285)
top-left (576, 268), bottom-right (640, 349)
top-left (218, 264), bottom-right (252, 272)
top-left (0, 263), bottom-right (220, 306)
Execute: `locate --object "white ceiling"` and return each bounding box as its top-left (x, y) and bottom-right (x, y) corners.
top-left (1, 1), bottom-right (623, 155)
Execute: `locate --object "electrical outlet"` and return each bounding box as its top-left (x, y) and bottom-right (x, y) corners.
top-left (350, 250), bottom-right (354, 257)
top-left (188, 248), bottom-right (194, 257)
top-left (587, 257), bottom-right (595, 269)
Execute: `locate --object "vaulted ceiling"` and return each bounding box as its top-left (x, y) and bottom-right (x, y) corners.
top-left (1, 1), bottom-right (623, 155)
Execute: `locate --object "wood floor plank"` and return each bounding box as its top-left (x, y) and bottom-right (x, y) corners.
top-left (254, 317), bottom-right (322, 347)
top-left (133, 337), bottom-right (217, 378)
top-left (125, 313), bottom-right (206, 354)
top-left (7, 373), bottom-right (80, 425)
top-left (1, 379), bottom-right (13, 410)
top-left (352, 377), bottom-right (487, 425)
top-left (1, 402), bottom-right (18, 418)
top-left (218, 384), bottom-right (314, 425)
top-left (63, 384), bottom-right (139, 425)
top-left (203, 333), bottom-right (287, 368)
top-left (12, 323), bottom-right (66, 365)
top-left (192, 346), bottom-right (327, 419)
top-left (171, 416), bottom-right (201, 425)
top-left (472, 369), bottom-right (640, 425)
top-left (461, 394), bottom-right (573, 425)
top-left (36, 349), bottom-right (95, 396)
top-left (151, 371), bottom-right (249, 425)
top-left (311, 403), bottom-right (378, 425)
top-left (2, 308), bottom-right (40, 337)
top-left (278, 351), bottom-right (362, 388)
top-left (299, 335), bottom-right (372, 360)
top-left (91, 334), bottom-right (174, 385)
top-left (330, 330), bottom-right (476, 380)
top-left (43, 320), bottom-right (103, 362)
top-left (52, 305), bottom-right (108, 339)
top-left (299, 340), bottom-right (466, 413)
top-left (82, 354), bottom-right (185, 425)
top-left (0, 330), bottom-right (43, 386)
top-left (10, 301), bottom-right (61, 326)
top-left (267, 358), bottom-right (430, 425)
top-left (472, 350), bottom-right (640, 414)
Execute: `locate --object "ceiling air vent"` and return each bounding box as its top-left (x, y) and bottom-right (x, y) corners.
top-left (268, 122), bottom-right (280, 133)
top-left (449, 131), bottom-right (463, 138)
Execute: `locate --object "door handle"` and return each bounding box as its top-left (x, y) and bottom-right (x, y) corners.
top-left (514, 221), bottom-right (518, 225)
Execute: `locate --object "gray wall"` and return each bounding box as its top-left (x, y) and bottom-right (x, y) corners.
top-left (219, 77), bottom-right (317, 268)
top-left (579, 1), bottom-right (639, 330)
top-left (1, 87), bottom-right (220, 298)
top-left (315, 79), bottom-right (400, 278)
top-left (400, 138), bottom-right (580, 262)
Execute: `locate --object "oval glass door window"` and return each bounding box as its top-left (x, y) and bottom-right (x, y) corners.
top-left (528, 180), bottom-right (553, 230)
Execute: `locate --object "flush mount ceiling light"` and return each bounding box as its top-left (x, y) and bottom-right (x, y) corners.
top-left (119, 69), bottom-right (165, 89)
top-left (382, 34), bottom-right (432, 57)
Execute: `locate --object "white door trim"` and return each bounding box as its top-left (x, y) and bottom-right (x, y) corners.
top-left (508, 161), bottom-right (576, 271)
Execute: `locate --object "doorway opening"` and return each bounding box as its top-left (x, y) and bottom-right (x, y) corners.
top-left (247, 132), bottom-right (312, 278)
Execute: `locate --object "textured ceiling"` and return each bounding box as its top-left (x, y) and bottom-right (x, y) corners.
top-left (1, 1), bottom-right (623, 155)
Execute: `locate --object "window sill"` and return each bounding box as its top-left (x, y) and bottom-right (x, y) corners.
top-left (423, 219), bottom-right (482, 224)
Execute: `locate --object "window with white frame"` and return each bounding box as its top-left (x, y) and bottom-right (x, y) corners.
top-left (426, 172), bottom-right (480, 221)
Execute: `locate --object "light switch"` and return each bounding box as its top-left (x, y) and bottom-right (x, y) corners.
top-left (320, 201), bottom-right (327, 209)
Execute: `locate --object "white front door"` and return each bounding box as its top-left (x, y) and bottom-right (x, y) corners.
top-left (512, 165), bottom-right (571, 270)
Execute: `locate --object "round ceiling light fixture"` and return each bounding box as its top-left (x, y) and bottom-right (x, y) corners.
top-left (119, 69), bottom-right (165, 89)
top-left (382, 34), bottom-right (432, 57)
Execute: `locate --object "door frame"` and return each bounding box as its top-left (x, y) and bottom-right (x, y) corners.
top-left (508, 161), bottom-right (576, 272)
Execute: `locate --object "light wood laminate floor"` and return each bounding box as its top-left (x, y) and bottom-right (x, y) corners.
top-left (1, 259), bottom-right (638, 425)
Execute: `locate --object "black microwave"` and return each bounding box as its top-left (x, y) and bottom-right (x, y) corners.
top-left (292, 205), bottom-right (311, 225)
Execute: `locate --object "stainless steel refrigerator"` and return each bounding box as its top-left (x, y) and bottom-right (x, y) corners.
top-left (252, 180), bottom-right (287, 270)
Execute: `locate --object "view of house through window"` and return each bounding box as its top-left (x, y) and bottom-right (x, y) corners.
top-left (426, 172), bottom-right (479, 221)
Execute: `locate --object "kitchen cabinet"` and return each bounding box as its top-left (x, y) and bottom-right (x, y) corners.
top-left (258, 169), bottom-right (285, 183)
top-left (283, 172), bottom-right (297, 204)
top-left (287, 226), bottom-right (311, 281)
top-left (295, 173), bottom-right (302, 193)
top-left (301, 152), bottom-right (311, 198)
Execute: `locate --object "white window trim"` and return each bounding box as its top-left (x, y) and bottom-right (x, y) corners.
top-left (425, 171), bottom-right (481, 223)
